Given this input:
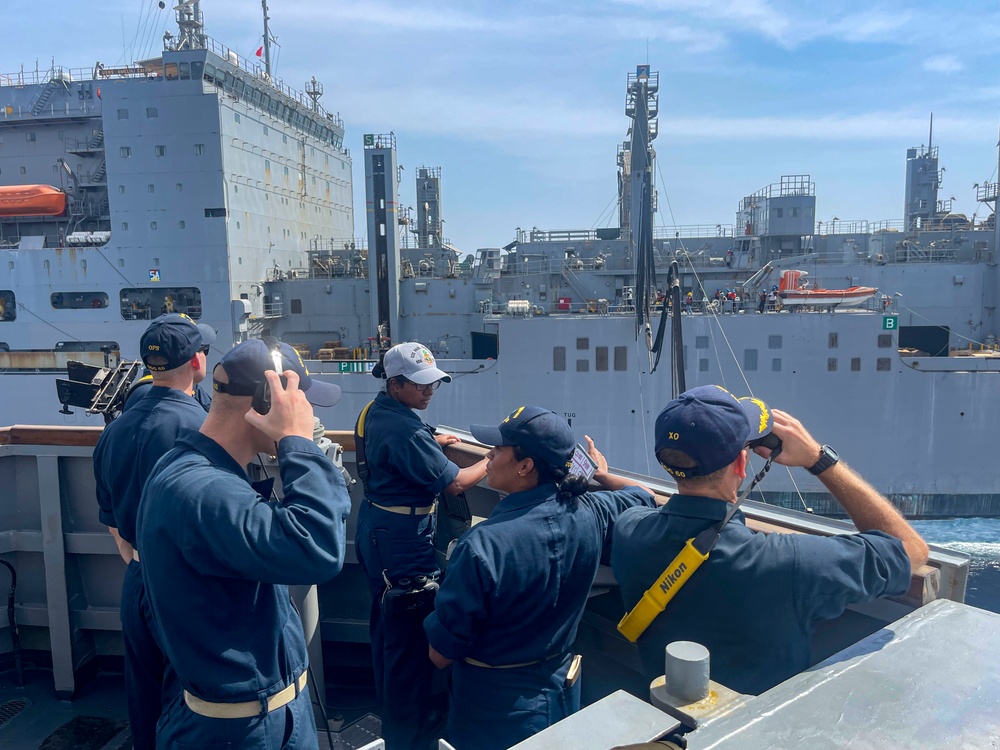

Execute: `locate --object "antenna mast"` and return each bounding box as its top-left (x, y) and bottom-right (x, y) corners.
top-left (261, 0), bottom-right (272, 77)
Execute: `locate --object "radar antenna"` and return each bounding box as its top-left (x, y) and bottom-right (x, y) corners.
top-left (174, 0), bottom-right (206, 51)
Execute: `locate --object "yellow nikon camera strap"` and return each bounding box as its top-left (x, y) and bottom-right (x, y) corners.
top-left (617, 447), bottom-right (782, 643)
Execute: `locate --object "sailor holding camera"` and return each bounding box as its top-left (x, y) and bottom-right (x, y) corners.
top-left (424, 406), bottom-right (657, 750)
top-left (611, 385), bottom-right (929, 695)
top-left (136, 339), bottom-right (349, 749)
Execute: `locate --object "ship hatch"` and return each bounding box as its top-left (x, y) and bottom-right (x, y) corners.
top-left (899, 325), bottom-right (950, 357)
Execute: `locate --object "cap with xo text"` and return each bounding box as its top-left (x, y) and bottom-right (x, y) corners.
top-left (654, 385), bottom-right (773, 479)
top-left (214, 338), bottom-right (341, 407)
top-left (140, 313), bottom-right (217, 372)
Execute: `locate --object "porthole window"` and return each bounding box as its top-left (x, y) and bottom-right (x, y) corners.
top-left (51, 291), bottom-right (109, 309)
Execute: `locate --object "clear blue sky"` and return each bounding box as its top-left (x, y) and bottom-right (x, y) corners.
top-left (8, 0), bottom-right (1000, 253)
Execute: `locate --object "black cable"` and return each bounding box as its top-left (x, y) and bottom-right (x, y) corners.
top-left (0, 559), bottom-right (24, 686)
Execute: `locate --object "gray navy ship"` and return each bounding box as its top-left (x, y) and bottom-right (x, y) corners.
top-left (3, 4), bottom-right (1000, 517)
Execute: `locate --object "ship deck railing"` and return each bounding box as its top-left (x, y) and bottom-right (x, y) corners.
top-left (0, 425), bottom-right (967, 703)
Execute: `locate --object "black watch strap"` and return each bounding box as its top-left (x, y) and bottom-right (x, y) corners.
top-left (808, 445), bottom-right (839, 476)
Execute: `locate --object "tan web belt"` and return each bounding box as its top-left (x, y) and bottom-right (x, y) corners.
top-left (183, 671), bottom-right (307, 719)
top-left (369, 500), bottom-right (436, 516)
top-left (463, 653), bottom-right (561, 669)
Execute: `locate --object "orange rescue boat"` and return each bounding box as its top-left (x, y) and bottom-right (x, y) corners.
top-left (0, 185), bottom-right (67, 217)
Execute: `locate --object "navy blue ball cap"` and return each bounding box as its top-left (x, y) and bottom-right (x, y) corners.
top-left (470, 406), bottom-right (575, 470)
top-left (654, 385), bottom-right (773, 479)
top-left (140, 313), bottom-right (216, 371)
top-left (216, 338), bottom-right (341, 407)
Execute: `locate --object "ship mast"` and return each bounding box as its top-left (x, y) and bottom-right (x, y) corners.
top-left (174, 0), bottom-right (206, 51)
top-left (261, 0), bottom-right (272, 78)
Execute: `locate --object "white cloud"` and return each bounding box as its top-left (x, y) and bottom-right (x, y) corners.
top-left (664, 112), bottom-right (993, 141)
top-left (924, 55), bottom-right (963, 74)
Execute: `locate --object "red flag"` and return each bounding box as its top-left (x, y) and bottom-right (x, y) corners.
top-left (255, 46), bottom-right (263, 57)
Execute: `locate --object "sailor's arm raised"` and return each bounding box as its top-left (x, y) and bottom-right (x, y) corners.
top-left (754, 408), bottom-right (929, 572)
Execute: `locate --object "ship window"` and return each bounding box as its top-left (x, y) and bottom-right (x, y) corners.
top-left (771, 358), bottom-right (781, 372)
top-left (827, 358), bottom-right (838, 371)
top-left (695, 335), bottom-right (709, 349)
top-left (283, 134), bottom-right (288, 144)
top-left (191, 61), bottom-right (203, 80)
top-left (553, 346), bottom-right (566, 371)
top-left (26, 132), bottom-right (36, 142)
top-left (19, 166), bottom-right (26, 175)
top-left (290, 299), bottom-right (303, 314)
top-left (263, 125), bottom-right (269, 136)
top-left (147, 184), bottom-right (155, 193)
top-left (204, 63), bottom-right (217, 83)
top-left (851, 357), bottom-right (861, 372)
top-left (699, 358), bottom-right (709, 372)
top-left (614, 346), bottom-right (628, 371)
top-left (120, 146), bottom-right (131, 158)
top-left (194, 144), bottom-right (205, 155)
top-left (576, 359), bottom-right (589, 373)
top-left (178, 221), bottom-right (185, 229)
top-left (234, 113), bottom-right (241, 123)
top-left (768, 335), bottom-right (782, 349)
top-left (117, 108), bottom-right (129, 120)
top-left (122, 222), bottom-right (129, 230)
top-left (774, 208), bottom-right (783, 218)
top-left (284, 166), bottom-right (289, 176)
top-left (150, 221), bottom-right (157, 230)
top-left (790, 207), bottom-right (798, 217)
top-left (265, 159), bottom-right (271, 170)
top-left (176, 183), bottom-right (183, 192)
top-left (576, 337), bottom-right (589, 350)
top-left (876, 357), bottom-right (891, 371)
top-left (164, 62), bottom-right (179, 80)
top-left (146, 107), bottom-right (158, 118)
top-left (744, 349), bottom-right (758, 371)
top-left (155, 145), bottom-right (166, 157)
top-left (118, 185), bottom-right (125, 194)
top-left (877, 334), bottom-right (893, 348)
top-left (51, 291), bottom-right (109, 310)
top-left (204, 208), bottom-right (227, 218)
top-left (120, 287), bottom-right (202, 320)
top-left (828, 333), bottom-right (838, 349)
top-left (0, 290), bottom-right (15, 321)
top-left (596, 346), bottom-right (609, 371)
top-left (179, 62), bottom-right (190, 80)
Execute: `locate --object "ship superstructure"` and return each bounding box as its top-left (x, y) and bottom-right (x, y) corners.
top-left (0, 0), bottom-right (352, 373)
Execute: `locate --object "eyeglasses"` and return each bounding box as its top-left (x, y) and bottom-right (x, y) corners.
top-left (199, 346), bottom-right (211, 355)
top-left (398, 376), bottom-right (441, 393)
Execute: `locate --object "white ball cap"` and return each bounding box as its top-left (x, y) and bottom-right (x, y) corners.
top-left (382, 342), bottom-right (452, 385)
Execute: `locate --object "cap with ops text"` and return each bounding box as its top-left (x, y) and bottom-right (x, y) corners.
top-left (470, 405), bottom-right (575, 470)
top-left (654, 385), bottom-right (773, 479)
top-left (213, 338), bottom-right (341, 407)
top-left (140, 313), bottom-right (217, 372)
top-left (379, 342), bottom-right (452, 385)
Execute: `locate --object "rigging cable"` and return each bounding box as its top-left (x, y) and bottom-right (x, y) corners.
top-left (673, 235), bottom-right (811, 513)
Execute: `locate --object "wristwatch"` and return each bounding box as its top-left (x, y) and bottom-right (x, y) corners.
top-left (808, 445), bottom-right (840, 475)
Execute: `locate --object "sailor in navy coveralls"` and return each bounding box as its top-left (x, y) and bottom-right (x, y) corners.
top-left (612, 385), bottom-right (930, 695)
top-left (354, 342), bottom-right (488, 750)
top-left (424, 406), bottom-right (657, 750)
top-left (93, 313), bottom-right (215, 750)
top-left (136, 340), bottom-right (349, 749)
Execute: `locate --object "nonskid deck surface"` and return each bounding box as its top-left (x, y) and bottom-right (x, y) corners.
top-left (0, 666), bottom-right (385, 750)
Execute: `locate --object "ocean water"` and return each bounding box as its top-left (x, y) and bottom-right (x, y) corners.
top-left (910, 518), bottom-right (1000, 614)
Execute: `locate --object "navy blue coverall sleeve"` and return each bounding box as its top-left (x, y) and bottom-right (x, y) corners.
top-left (793, 529), bottom-right (911, 623)
top-left (179, 436), bottom-right (350, 585)
top-left (424, 538), bottom-right (495, 661)
top-left (397, 429), bottom-right (460, 496)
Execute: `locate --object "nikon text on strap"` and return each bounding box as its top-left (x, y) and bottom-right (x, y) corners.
top-left (617, 448), bottom-right (781, 642)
